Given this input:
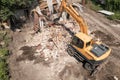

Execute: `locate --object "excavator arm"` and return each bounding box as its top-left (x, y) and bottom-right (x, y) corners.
top-left (59, 0), bottom-right (88, 35)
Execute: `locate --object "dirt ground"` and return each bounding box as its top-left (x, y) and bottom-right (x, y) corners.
top-left (8, 5), bottom-right (120, 80)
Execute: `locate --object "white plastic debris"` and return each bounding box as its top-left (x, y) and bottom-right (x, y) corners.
top-left (98, 10), bottom-right (114, 16)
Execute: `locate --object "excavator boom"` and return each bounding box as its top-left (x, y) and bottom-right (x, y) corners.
top-left (59, 0), bottom-right (88, 34)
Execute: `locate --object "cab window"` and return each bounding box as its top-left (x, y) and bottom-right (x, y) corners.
top-left (72, 36), bottom-right (84, 48)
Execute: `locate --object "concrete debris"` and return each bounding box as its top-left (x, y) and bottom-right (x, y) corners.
top-left (36, 44), bottom-right (42, 50)
top-left (0, 41), bottom-right (5, 46)
top-left (56, 0), bottom-right (61, 7)
top-left (72, 3), bottom-right (83, 12)
top-left (111, 24), bottom-right (120, 28)
top-left (39, 0), bottom-right (57, 10)
top-left (46, 44), bottom-right (54, 50)
top-left (36, 6), bottom-right (43, 15)
top-left (47, 0), bottom-right (54, 14)
top-left (1, 22), bottom-right (10, 29)
top-left (50, 13), bottom-right (59, 21)
top-left (33, 11), bottom-right (40, 32)
top-left (33, 6), bottom-right (46, 32)
top-left (15, 29), bottom-right (21, 32)
top-left (39, 18), bottom-right (44, 30)
top-left (61, 12), bottom-right (67, 22)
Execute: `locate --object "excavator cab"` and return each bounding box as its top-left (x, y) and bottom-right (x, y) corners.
top-left (72, 32), bottom-right (92, 49)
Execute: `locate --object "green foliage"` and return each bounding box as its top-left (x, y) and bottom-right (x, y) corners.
top-left (105, 0), bottom-right (120, 12)
top-left (0, 31), bottom-right (11, 47)
top-left (0, 0), bottom-right (34, 21)
top-left (0, 31), bottom-right (10, 80)
top-left (108, 13), bottom-right (120, 20)
top-left (0, 48), bottom-right (9, 59)
top-left (0, 61), bottom-right (9, 80)
top-left (90, 4), bottom-right (103, 11)
top-left (0, 48), bottom-right (9, 80)
top-left (104, 0), bottom-right (120, 20)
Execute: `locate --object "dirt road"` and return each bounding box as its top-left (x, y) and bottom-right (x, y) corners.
top-left (8, 7), bottom-right (120, 80)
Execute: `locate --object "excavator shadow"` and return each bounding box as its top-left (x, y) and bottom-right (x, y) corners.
top-left (66, 44), bottom-right (99, 76)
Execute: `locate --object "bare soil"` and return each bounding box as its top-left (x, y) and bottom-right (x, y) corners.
top-left (8, 6), bottom-right (120, 80)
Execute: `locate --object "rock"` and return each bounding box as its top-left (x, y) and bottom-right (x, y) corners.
top-left (46, 44), bottom-right (53, 50)
top-left (16, 29), bottom-right (21, 32)
top-left (0, 41), bottom-right (5, 46)
top-left (114, 76), bottom-right (118, 80)
top-left (36, 44), bottom-right (42, 50)
top-left (2, 22), bottom-right (10, 29)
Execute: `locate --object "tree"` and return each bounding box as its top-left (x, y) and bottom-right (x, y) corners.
top-left (105, 0), bottom-right (120, 12)
top-left (0, 0), bottom-right (34, 21)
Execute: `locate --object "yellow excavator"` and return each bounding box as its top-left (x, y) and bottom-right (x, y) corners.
top-left (59, 0), bottom-right (111, 71)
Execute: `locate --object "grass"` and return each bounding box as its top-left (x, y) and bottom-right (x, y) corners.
top-left (86, 1), bottom-right (103, 11)
top-left (0, 55), bottom-right (9, 80)
top-left (90, 3), bottom-right (103, 11)
top-left (0, 30), bottom-right (11, 80)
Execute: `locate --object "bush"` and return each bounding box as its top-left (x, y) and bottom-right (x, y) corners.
top-left (90, 4), bottom-right (103, 11)
top-left (105, 0), bottom-right (120, 12)
top-left (0, 31), bottom-right (11, 47)
top-left (0, 48), bottom-right (9, 59)
top-left (0, 31), bottom-right (10, 80)
top-left (108, 13), bottom-right (120, 20)
top-left (0, 61), bottom-right (9, 80)
top-left (0, 0), bottom-right (34, 21)
top-left (0, 48), bottom-right (9, 80)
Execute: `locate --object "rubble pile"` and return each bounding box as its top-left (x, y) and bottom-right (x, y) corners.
top-left (28, 0), bottom-right (83, 62)
top-left (26, 20), bottom-right (76, 62)
top-left (21, 17), bottom-right (86, 80)
top-left (22, 0), bottom-right (91, 79)
top-left (18, 2), bottom-right (88, 78)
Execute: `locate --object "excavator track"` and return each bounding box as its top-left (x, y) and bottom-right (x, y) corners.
top-left (90, 59), bottom-right (108, 76)
top-left (67, 44), bottom-right (84, 62)
top-left (67, 45), bottom-right (75, 56)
